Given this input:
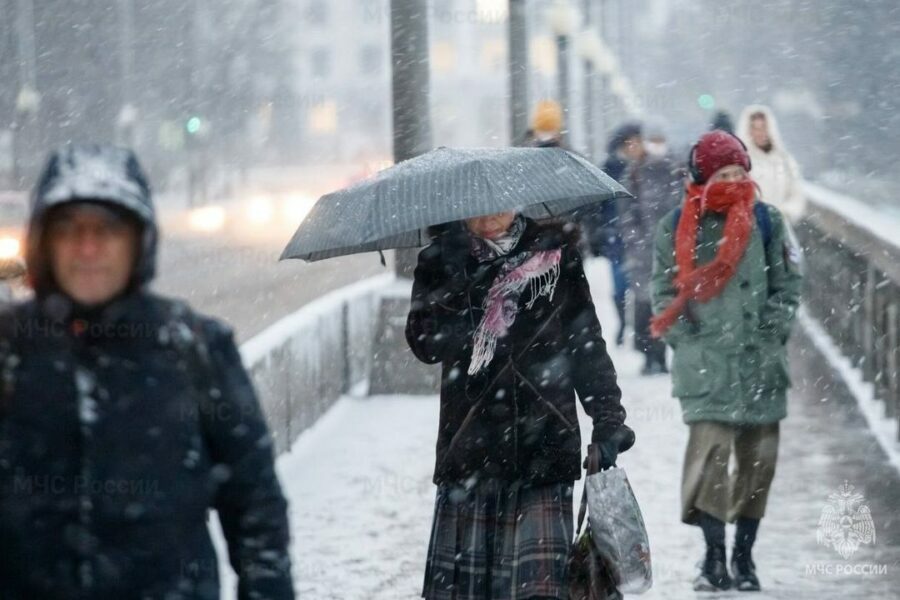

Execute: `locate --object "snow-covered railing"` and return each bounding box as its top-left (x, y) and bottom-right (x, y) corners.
top-left (240, 273), bottom-right (395, 453)
top-left (799, 183), bottom-right (900, 438)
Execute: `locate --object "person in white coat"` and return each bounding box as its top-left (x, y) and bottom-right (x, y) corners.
top-left (737, 105), bottom-right (806, 223)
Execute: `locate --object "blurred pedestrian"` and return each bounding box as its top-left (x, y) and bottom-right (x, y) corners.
top-left (710, 110), bottom-right (735, 135)
top-left (0, 144), bottom-right (294, 599)
top-left (406, 211), bottom-right (634, 600)
top-left (593, 122), bottom-right (643, 346)
top-left (620, 120), bottom-right (681, 374)
top-left (651, 131), bottom-right (802, 592)
top-left (520, 99), bottom-right (566, 148)
top-left (737, 105), bottom-right (806, 223)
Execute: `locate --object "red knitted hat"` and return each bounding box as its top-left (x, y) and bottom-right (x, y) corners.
top-left (689, 130), bottom-right (751, 184)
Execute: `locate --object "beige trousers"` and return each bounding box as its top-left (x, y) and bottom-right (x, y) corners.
top-left (681, 421), bottom-right (780, 524)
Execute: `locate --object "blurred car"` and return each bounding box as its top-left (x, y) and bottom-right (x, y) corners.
top-left (0, 192), bottom-right (27, 302)
top-left (0, 193), bottom-right (26, 267)
top-left (185, 189), bottom-right (319, 239)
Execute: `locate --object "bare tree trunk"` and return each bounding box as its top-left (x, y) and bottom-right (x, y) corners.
top-left (508, 0), bottom-right (529, 145)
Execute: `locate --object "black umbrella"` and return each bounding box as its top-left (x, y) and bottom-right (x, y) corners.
top-left (281, 146), bottom-right (631, 262)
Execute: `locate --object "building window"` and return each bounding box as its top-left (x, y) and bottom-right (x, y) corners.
top-left (480, 38), bottom-right (505, 72)
top-left (306, 1), bottom-right (328, 25)
top-left (309, 101), bottom-right (339, 133)
top-left (359, 44), bottom-right (382, 76)
top-left (476, 0), bottom-right (508, 24)
top-left (311, 48), bottom-right (331, 79)
top-left (431, 41), bottom-right (457, 74)
top-left (358, 0), bottom-right (385, 25)
top-left (530, 36), bottom-right (557, 76)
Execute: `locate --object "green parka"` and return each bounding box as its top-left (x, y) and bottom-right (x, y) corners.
top-left (651, 202), bottom-right (803, 425)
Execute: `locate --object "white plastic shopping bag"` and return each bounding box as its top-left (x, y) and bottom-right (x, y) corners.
top-left (585, 467), bottom-right (653, 594)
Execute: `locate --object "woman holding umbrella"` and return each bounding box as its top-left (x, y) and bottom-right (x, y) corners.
top-left (406, 210), bottom-right (635, 600)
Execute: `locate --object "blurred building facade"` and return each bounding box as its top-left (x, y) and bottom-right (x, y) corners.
top-left (0, 0), bottom-right (302, 192)
top-left (3, 0), bottom-right (897, 195)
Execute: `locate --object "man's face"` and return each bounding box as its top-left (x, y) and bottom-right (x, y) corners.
top-left (749, 116), bottom-right (771, 149)
top-left (47, 204), bottom-right (139, 306)
top-left (621, 135), bottom-right (645, 161)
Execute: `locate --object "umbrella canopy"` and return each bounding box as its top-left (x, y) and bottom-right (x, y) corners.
top-left (281, 146), bottom-right (631, 262)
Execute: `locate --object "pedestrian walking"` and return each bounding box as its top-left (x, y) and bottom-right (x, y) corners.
top-left (582, 123), bottom-right (642, 346)
top-left (406, 211), bottom-right (635, 600)
top-left (737, 105), bottom-right (806, 223)
top-left (0, 144), bottom-right (294, 599)
top-left (710, 110), bottom-right (735, 135)
top-left (650, 131), bottom-right (802, 592)
top-left (620, 121), bottom-right (681, 374)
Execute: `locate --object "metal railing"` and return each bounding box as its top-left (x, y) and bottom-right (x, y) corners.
top-left (799, 183), bottom-right (900, 438)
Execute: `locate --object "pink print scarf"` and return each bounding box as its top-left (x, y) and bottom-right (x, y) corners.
top-left (468, 248), bottom-right (562, 375)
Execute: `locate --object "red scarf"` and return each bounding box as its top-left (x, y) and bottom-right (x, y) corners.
top-left (650, 180), bottom-right (756, 338)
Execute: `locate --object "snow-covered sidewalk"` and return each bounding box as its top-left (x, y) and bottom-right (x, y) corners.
top-left (224, 258), bottom-right (900, 599)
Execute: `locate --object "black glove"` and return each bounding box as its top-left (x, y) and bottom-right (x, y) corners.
top-left (584, 425), bottom-right (636, 474)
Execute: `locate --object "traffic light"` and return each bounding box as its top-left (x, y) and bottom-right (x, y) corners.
top-left (185, 116), bottom-right (203, 135)
top-left (697, 94), bottom-right (716, 111)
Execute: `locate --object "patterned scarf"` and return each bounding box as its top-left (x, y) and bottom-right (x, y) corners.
top-left (469, 214), bottom-right (528, 263)
top-left (468, 218), bottom-right (562, 375)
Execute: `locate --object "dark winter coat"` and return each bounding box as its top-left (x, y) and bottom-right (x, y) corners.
top-left (0, 144), bottom-right (293, 599)
top-left (620, 154), bottom-right (682, 301)
top-left (0, 295), bottom-right (292, 599)
top-left (582, 150), bottom-right (630, 261)
top-left (405, 220), bottom-right (630, 487)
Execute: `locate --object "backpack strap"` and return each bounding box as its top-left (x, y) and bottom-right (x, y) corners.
top-left (672, 202), bottom-right (772, 249)
top-left (754, 202), bottom-right (773, 249)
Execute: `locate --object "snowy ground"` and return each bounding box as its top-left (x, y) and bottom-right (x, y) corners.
top-left (218, 258), bottom-right (900, 599)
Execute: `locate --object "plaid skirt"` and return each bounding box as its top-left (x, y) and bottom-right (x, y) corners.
top-left (422, 481), bottom-right (574, 600)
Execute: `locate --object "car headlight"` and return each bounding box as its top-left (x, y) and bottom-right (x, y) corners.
top-left (0, 236), bottom-right (21, 260)
top-left (281, 193), bottom-right (317, 224)
top-left (246, 196), bottom-right (275, 225)
top-left (188, 205), bottom-right (226, 232)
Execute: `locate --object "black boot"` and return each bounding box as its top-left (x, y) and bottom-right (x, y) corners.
top-left (640, 356), bottom-right (666, 376)
top-left (693, 513), bottom-right (732, 591)
top-left (732, 517), bottom-right (762, 591)
top-left (651, 342), bottom-right (668, 373)
top-left (694, 545), bottom-right (732, 591)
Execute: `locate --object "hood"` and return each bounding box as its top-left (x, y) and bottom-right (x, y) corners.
top-left (607, 122), bottom-right (643, 155)
top-left (737, 104), bottom-right (787, 153)
top-left (26, 144), bottom-right (158, 295)
top-left (710, 110), bottom-right (735, 134)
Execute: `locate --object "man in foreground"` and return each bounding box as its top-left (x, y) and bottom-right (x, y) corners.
top-left (0, 144), bottom-right (294, 599)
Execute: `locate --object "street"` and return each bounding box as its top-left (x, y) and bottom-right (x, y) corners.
top-left (154, 228), bottom-right (389, 342)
